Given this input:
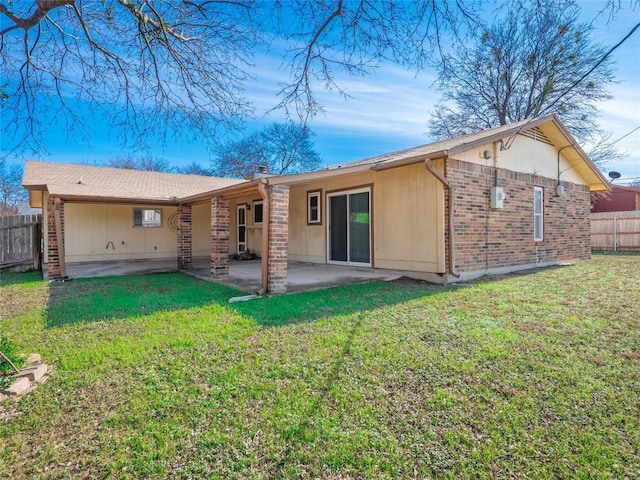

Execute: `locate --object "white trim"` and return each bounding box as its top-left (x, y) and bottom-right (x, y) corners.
top-left (307, 191), bottom-right (321, 224)
top-left (132, 208), bottom-right (162, 228)
top-left (534, 187), bottom-right (543, 241)
top-left (237, 204), bottom-right (247, 253)
top-left (326, 187), bottom-right (372, 267)
top-left (252, 200), bottom-right (263, 225)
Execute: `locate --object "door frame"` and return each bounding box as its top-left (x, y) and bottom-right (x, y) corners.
top-left (326, 186), bottom-right (372, 267)
top-left (237, 204), bottom-right (247, 253)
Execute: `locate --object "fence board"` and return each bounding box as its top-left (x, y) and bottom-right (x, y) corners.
top-left (591, 211), bottom-right (640, 251)
top-left (0, 214), bottom-right (42, 271)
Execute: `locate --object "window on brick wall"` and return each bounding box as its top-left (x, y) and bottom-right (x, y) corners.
top-left (133, 208), bottom-right (162, 227)
top-left (534, 187), bottom-right (543, 241)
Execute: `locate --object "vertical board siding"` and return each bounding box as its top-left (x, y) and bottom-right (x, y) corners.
top-left (0, 214), bottom-right (42, 271)
top-left (591, 211), bottom-right (640, 251)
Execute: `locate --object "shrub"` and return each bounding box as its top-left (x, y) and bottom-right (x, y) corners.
top-left (0, 336), bottom-right (25, 388)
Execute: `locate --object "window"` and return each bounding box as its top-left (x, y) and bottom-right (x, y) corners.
top-left (133, 208), bottom-right (162, 227)
top-left (534, 187), bottom-right (543, 241)
top-left (253, 200), bottom-right (263, 225)
top-left (308, 190), bottom-right (322, 224)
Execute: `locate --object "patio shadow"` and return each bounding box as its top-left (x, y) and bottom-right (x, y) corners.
top-left (230, 279), bottom-right (447, 328)
top-left (46, 272), bottom-right (242, 327)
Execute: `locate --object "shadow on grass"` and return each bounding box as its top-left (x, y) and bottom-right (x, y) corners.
top-left (232, 280), bottom-right (446, 328)
top-left (45, 271), bottom-right (446, 328)
top-left (46, 272), bottom-right (243, 327)
top-left (0, 270), bottom-right (43, 287)
top-left (592, 250), bottom-right (640, 256)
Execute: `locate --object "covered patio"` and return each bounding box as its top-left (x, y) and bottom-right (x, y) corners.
top-left (64, 258), bottom-right (401, 294)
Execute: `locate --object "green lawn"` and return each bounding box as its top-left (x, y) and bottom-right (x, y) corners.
top-left (0, 256), bottom-right (639, 479)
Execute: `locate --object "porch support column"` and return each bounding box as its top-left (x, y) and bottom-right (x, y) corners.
top-left (266, 184), bottom-right (289, 294)
top-left (210, 196), bottom-right (230, 277)
top-left (47, 196), bottom-right (66, 279)
top-left (177, 204), bottom-right (192, 269)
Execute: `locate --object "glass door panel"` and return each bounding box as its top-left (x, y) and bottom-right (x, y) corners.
top-left (349, 192), bottom-right (370, 264)
top-left (329, 194), bottom-right (348, 262)
top-left (328, 189), bottom-right (371, 266)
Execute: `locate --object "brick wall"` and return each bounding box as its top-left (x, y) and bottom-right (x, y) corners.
top-left (267, 185), bottom-right (289, 293)
top-left (211, 197), bottom-right (230, 276)
top-left (177, 205), bottom-right (192, 269)
top-left (47, 197), bottom-right (64, 278)
top-left (446, 158), bottom-right (591, 273)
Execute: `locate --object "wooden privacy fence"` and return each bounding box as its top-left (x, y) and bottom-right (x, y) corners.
top-left (0, 214), bottom-right (42, 272)
top-left (591, 211), bottom-right (640, 251)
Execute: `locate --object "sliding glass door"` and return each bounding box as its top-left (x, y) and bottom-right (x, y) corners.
top-left (327, 188), bottom-right (371, 266)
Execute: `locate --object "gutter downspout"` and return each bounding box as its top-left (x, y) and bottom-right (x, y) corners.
top-left (53, 197), bottom-right (67, 278)
top-left (257, 179), bottom-right (270, 295)
top-left (557, 144), bottom-right (574, 186)
top-left (424, 159), bottom-right (460, 279)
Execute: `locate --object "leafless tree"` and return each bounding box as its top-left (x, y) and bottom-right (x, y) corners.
top-left (5, 0), bottom-right (633, 160)
top-left (428, 1), bottom-right (615, 144)
top-left (104, 154), bottom-right (174, 172)
top-left (0, 160), bottom-right (27, 215)
top-left (1, 0), bottom-right (260, 154)
top-left (212, 122), bottom-right (322, 179)
top-left (176, 161), bottom-right (211, 176)
top-left (1, 1), bottom-right (479, 155)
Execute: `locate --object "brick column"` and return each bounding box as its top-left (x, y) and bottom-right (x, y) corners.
top-left (267, 185), bottom-right (289, 293)
top-left (47, 197), bottom-right (65, 279)
top-left (177, 204), bottom-right (192, 269)
top-left (211, 196), bottom-right (230, 277)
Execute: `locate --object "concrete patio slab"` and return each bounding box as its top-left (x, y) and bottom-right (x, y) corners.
top-left (62, 257), bottom-right (403, 294)
top-left (64, 258), bottom-right (178, 279)
top-left (187, 259), bottom-right (402, 294)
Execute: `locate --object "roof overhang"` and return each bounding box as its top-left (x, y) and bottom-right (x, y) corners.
top-left (539, 117), bottom-right (610, 192)
top-left (180, 179), bottom-right (262, 203)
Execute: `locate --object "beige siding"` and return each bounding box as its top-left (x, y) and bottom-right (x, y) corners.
top-left (64, 202), bottom-right (178, 263)
top-left (288, 162), bottom-right (446, 273)
top-left (456, 135), bottom-right (584, 184)
top-left (29, 190), bottom-right (44, 208)
top-left (226, 196), bottom-right (264, 255)
top-left (192, 202), bottom-right (211, 257)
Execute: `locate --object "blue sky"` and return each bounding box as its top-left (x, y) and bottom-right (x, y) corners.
top-left (3, 1), bottom-right (640, 184)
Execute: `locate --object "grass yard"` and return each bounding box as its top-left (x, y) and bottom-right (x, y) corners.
top-left (0, 255), bottom-right (639, 479)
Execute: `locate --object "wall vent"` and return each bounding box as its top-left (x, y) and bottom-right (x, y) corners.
top-left (521, 127), bottom-right (553, 146)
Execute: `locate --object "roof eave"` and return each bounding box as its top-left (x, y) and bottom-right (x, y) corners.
top-left (266, 163), bottom-right (374, 186)
top-left (47, 193), bottom-right (180, 205)
top-left (549, 116), bottom-right (611, 192)
top-left (446, 115), bottom-right (556, 157)
top-left (180, 179), bottom-right (261, 203)
top-left (371, 151), bottom-right (448, 171)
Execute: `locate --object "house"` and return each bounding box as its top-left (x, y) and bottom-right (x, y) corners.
top-left (592, 184), bottom-right (640, 212)
top-left (23, 114), bottom-right (609, 293)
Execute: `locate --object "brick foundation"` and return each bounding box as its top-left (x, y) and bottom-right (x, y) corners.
top-left (446, 158), bottom-right (591, 274)
top-left (177, 205), bottom-right (192, 269)
top-left (267, 185), bottom-right (289, 294)
top-left (46, 197), bottom-right (65, 279)
top-left (211, 197), bottom-right (230, 277)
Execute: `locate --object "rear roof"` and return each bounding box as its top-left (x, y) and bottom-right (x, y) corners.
top-left (23, 161), bottom-right (244, 202)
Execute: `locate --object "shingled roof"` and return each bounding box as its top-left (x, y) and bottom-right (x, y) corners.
top-left (259, 114), bottom-right (608, 192)
top-left (23, 161), bottom-right (244, 203)
top-left (342, 115), bottom-right (557, 168)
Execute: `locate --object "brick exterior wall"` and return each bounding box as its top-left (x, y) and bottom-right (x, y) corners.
top-left (267, 185), bottom-right (289, 294)
top-left (445, 158), bottom-right (591, 274)
top-left (47, 197), bottom-right (64, 279)
top-left (211, 197), bottom-right (230, 276)
top-left (177, 205), bottom-right (192, 269)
